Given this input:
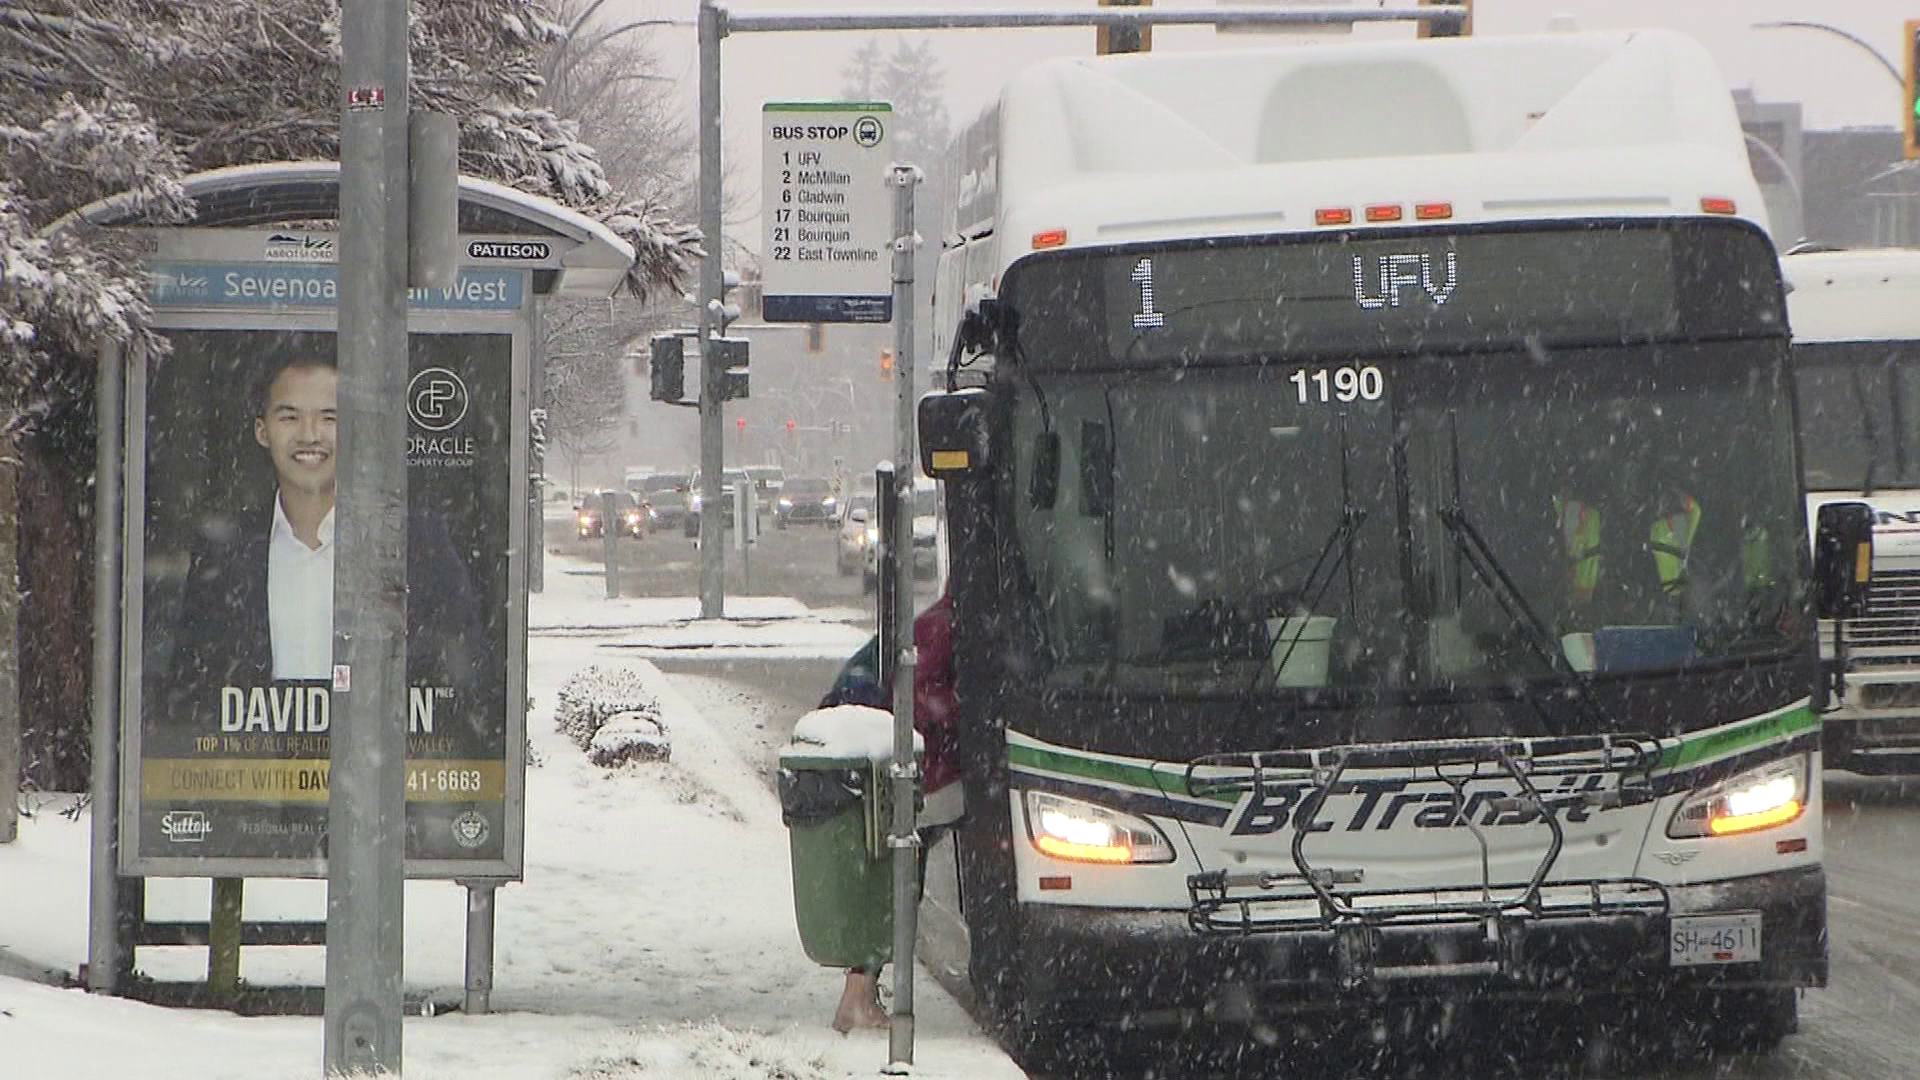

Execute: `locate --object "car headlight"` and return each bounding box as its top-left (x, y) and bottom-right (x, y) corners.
top-left (1023, 791), bottom-right (1175, 864)
top-left (577, 513), bottom-right (593, 527)
top-left (778, 498), bottom-right (793, 509)
top-left (823, 496), bottom-right (837, 507)
top-left (1667, 754), bottom-right (1808, 839)
top-left (690, 495), bottom-right (703, 511)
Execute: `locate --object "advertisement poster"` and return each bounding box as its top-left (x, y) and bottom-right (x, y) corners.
top-left (135, 329), bottom-right (513, 869)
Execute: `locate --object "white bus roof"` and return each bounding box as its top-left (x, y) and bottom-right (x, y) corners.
top-left (1782, 248), bottom-right (1920, 344)
top-left (971, 29), bottom-right (1763, 273)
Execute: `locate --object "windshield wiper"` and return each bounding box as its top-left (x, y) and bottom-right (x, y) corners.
top-left (1436, 505), bottom-right (1627, 738)
top-left (1248, 413), bottom-right (1367, 694)
top-left (1435, 506), bottom-right (1577, 681)
top-left (1851, 365), bottom-right (1881, 496)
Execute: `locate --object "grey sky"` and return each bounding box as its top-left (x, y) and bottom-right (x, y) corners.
top-left (617, 0), bottom-right (1918, 254)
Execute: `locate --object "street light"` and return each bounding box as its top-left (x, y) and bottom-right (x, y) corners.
top-left (1750, 20), bottom-right (1903, 89)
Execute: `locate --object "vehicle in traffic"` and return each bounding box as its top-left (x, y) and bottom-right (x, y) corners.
top-left (744, 464), bottom-right (786, 505)
top-left (835, 494), bottom-right (876, 576)
top-left (912, 29), bottom-right (1865, 1070)
top-left (775, 476), bottom-right (838, 528)
top-left (576, 490), bottom-right (646, 540)
top-left (644, 488), bottom-right (688, 533)
top-left (632, 471), bottom-right (689, 497)
top-left (685, 467), bottom-right (753, 537)
top-left (1783, 245), bottom-right (1920, 775)
top-left (860, 483), bottom-right (940, 592)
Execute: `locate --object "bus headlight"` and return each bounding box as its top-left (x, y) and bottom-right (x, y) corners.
top-left (1666, 754), bottom-right (1808, 839)
top-left (1023, 791), bottom-right (1175, 864)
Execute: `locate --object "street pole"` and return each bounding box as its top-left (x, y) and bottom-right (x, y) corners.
top-left (327, 0), bottom-right (410, 1070)
top-left (697, 0), bottom-right (727, 619)
top-left (86, 338), bottom-right (123, 995)
top-left (885, 163), bottom-right (921, 1073)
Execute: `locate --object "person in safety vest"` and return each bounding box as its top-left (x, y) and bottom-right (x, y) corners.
top-left (1554, 489), bottom-right (1703, 614)
top-left (817, 592), bottom-right (960, 1032)
top-left (1648, 493), bottom-right (1703, 602)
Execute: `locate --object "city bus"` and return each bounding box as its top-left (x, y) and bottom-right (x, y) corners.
top-left (1783, 247), bottom-right (1920, 775)
top-left (913, 29), bottom-right (1870, 1068)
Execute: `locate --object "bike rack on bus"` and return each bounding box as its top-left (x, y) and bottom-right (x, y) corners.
top-left (1182, 735), bottom-right (1671, 986)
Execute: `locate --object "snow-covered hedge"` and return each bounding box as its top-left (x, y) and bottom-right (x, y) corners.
top-left (554, 663), bottom-right (671, 765)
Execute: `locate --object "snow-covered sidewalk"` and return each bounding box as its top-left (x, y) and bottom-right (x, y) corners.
top-left (0, 556), bottom-right (1021, 1079)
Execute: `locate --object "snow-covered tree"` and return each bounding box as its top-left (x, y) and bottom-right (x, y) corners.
top-left (0, 0), bottom-right (703, 795)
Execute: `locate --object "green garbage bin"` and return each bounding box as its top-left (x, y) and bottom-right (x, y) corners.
top-left (779, 745), bottom-right (894, 969)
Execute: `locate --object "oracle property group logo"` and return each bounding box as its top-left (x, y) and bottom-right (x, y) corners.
top-left (408, 367), bottom-right (470, 432)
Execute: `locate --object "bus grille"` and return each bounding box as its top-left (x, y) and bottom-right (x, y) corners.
top-left (1846, 569), bottom-right (1920, 650)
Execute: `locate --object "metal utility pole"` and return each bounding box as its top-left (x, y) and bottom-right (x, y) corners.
top-left (884, 164), bottom-right (922, 1072)
top-left (697, 1), bottom-right (727, 619)
top-left (327, 0), bottom-right (410, 1070)
top-left (87, 339), bottom-right (124, 994)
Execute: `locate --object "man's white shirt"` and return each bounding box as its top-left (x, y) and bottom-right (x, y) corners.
top-left (267, 495), bottom-right (335, 680)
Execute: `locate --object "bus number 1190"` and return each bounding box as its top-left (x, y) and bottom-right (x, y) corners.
top-left (1290, 365), bottom-right (1384, 404)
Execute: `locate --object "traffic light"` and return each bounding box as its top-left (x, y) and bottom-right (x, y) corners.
top-left (1097, 0), bottom-right (1150, 55)
top-left (1907, 20), bottom-right (1920, 159)
top-left (710, 336), bottom-right (750, 401)
top-left (649, 334), bottom-right (684, 402)
top-left (708, 268), bottom-right (743, 335)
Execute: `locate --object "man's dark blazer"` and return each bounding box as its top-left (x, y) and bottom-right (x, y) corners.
top-left (164, 502), bottom-right (491, 743)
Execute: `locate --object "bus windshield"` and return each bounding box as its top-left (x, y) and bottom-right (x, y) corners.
top-left (996, 224), bottom-right (1804, 697)
top-left (1792, 340), bottom-right (1920, 492)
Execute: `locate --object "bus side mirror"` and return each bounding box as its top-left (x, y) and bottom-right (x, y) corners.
top-left (1813, 501), bottom-right (1874, 620)
top-left (919, 390), bottom-right (990, 479)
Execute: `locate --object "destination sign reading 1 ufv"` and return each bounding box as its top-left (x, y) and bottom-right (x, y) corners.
top-left (761, 102), bottom-right (892, 323)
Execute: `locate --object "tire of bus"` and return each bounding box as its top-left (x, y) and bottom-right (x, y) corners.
top-left (955, 782), bottom-right (1126, 1075)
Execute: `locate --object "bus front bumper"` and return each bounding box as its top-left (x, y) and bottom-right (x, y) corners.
top-left (1015, 866), bottom-right (1826, 1023)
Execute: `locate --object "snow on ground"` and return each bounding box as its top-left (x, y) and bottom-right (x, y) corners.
top-left (0, 554), bottom-right (1021, 1079)
top-left (531, 567), bottom-right (871, 660)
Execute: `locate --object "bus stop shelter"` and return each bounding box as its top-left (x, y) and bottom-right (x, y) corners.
top-left (71, 161), bottom-right (633, 1006)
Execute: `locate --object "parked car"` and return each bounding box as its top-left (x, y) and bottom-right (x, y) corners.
top-left (577, 491), bottom-right (646, 539)
top-left (775, 477), bottom-right (838, 528)
top-left (835, 494), bottom-right (876, 576)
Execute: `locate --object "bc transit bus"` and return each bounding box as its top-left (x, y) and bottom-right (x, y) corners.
top-left (913, 29), bottom-right (1873, 1068)
top-left (1783, 247), bottom-right (1920, 775)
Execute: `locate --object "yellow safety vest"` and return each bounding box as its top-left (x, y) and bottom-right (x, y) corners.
top-left (1648, 495), bottom-right (1702, 598)
top-left (1555, 495), bottom-right (1603, 601)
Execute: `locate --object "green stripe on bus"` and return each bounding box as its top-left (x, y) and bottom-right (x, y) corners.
top-left (1006, 741), bottom-right (1237, 805)
top-left (1655, 702), bottom-right (1818, 772)
top-left (1009, 700), bottom-right (1816, 798)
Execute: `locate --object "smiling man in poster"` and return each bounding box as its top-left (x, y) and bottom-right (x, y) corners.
top-left (167, 353), bottom-right (485, 707)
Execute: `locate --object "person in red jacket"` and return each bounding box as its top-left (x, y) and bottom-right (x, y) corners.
top-left (827, 592), bottom-right (962, 1032)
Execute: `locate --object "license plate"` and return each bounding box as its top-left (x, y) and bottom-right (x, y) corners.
top-left (1669, 912), bottom-right (1762, 967)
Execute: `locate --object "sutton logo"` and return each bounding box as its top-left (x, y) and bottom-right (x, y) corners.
top-left (160, 809), bottom-right (212, 843)
top-left (407, 367), bottom-right (470, 433)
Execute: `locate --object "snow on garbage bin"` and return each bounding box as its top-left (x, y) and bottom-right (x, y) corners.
top-left (778, 705), bottom-right (922, 970)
